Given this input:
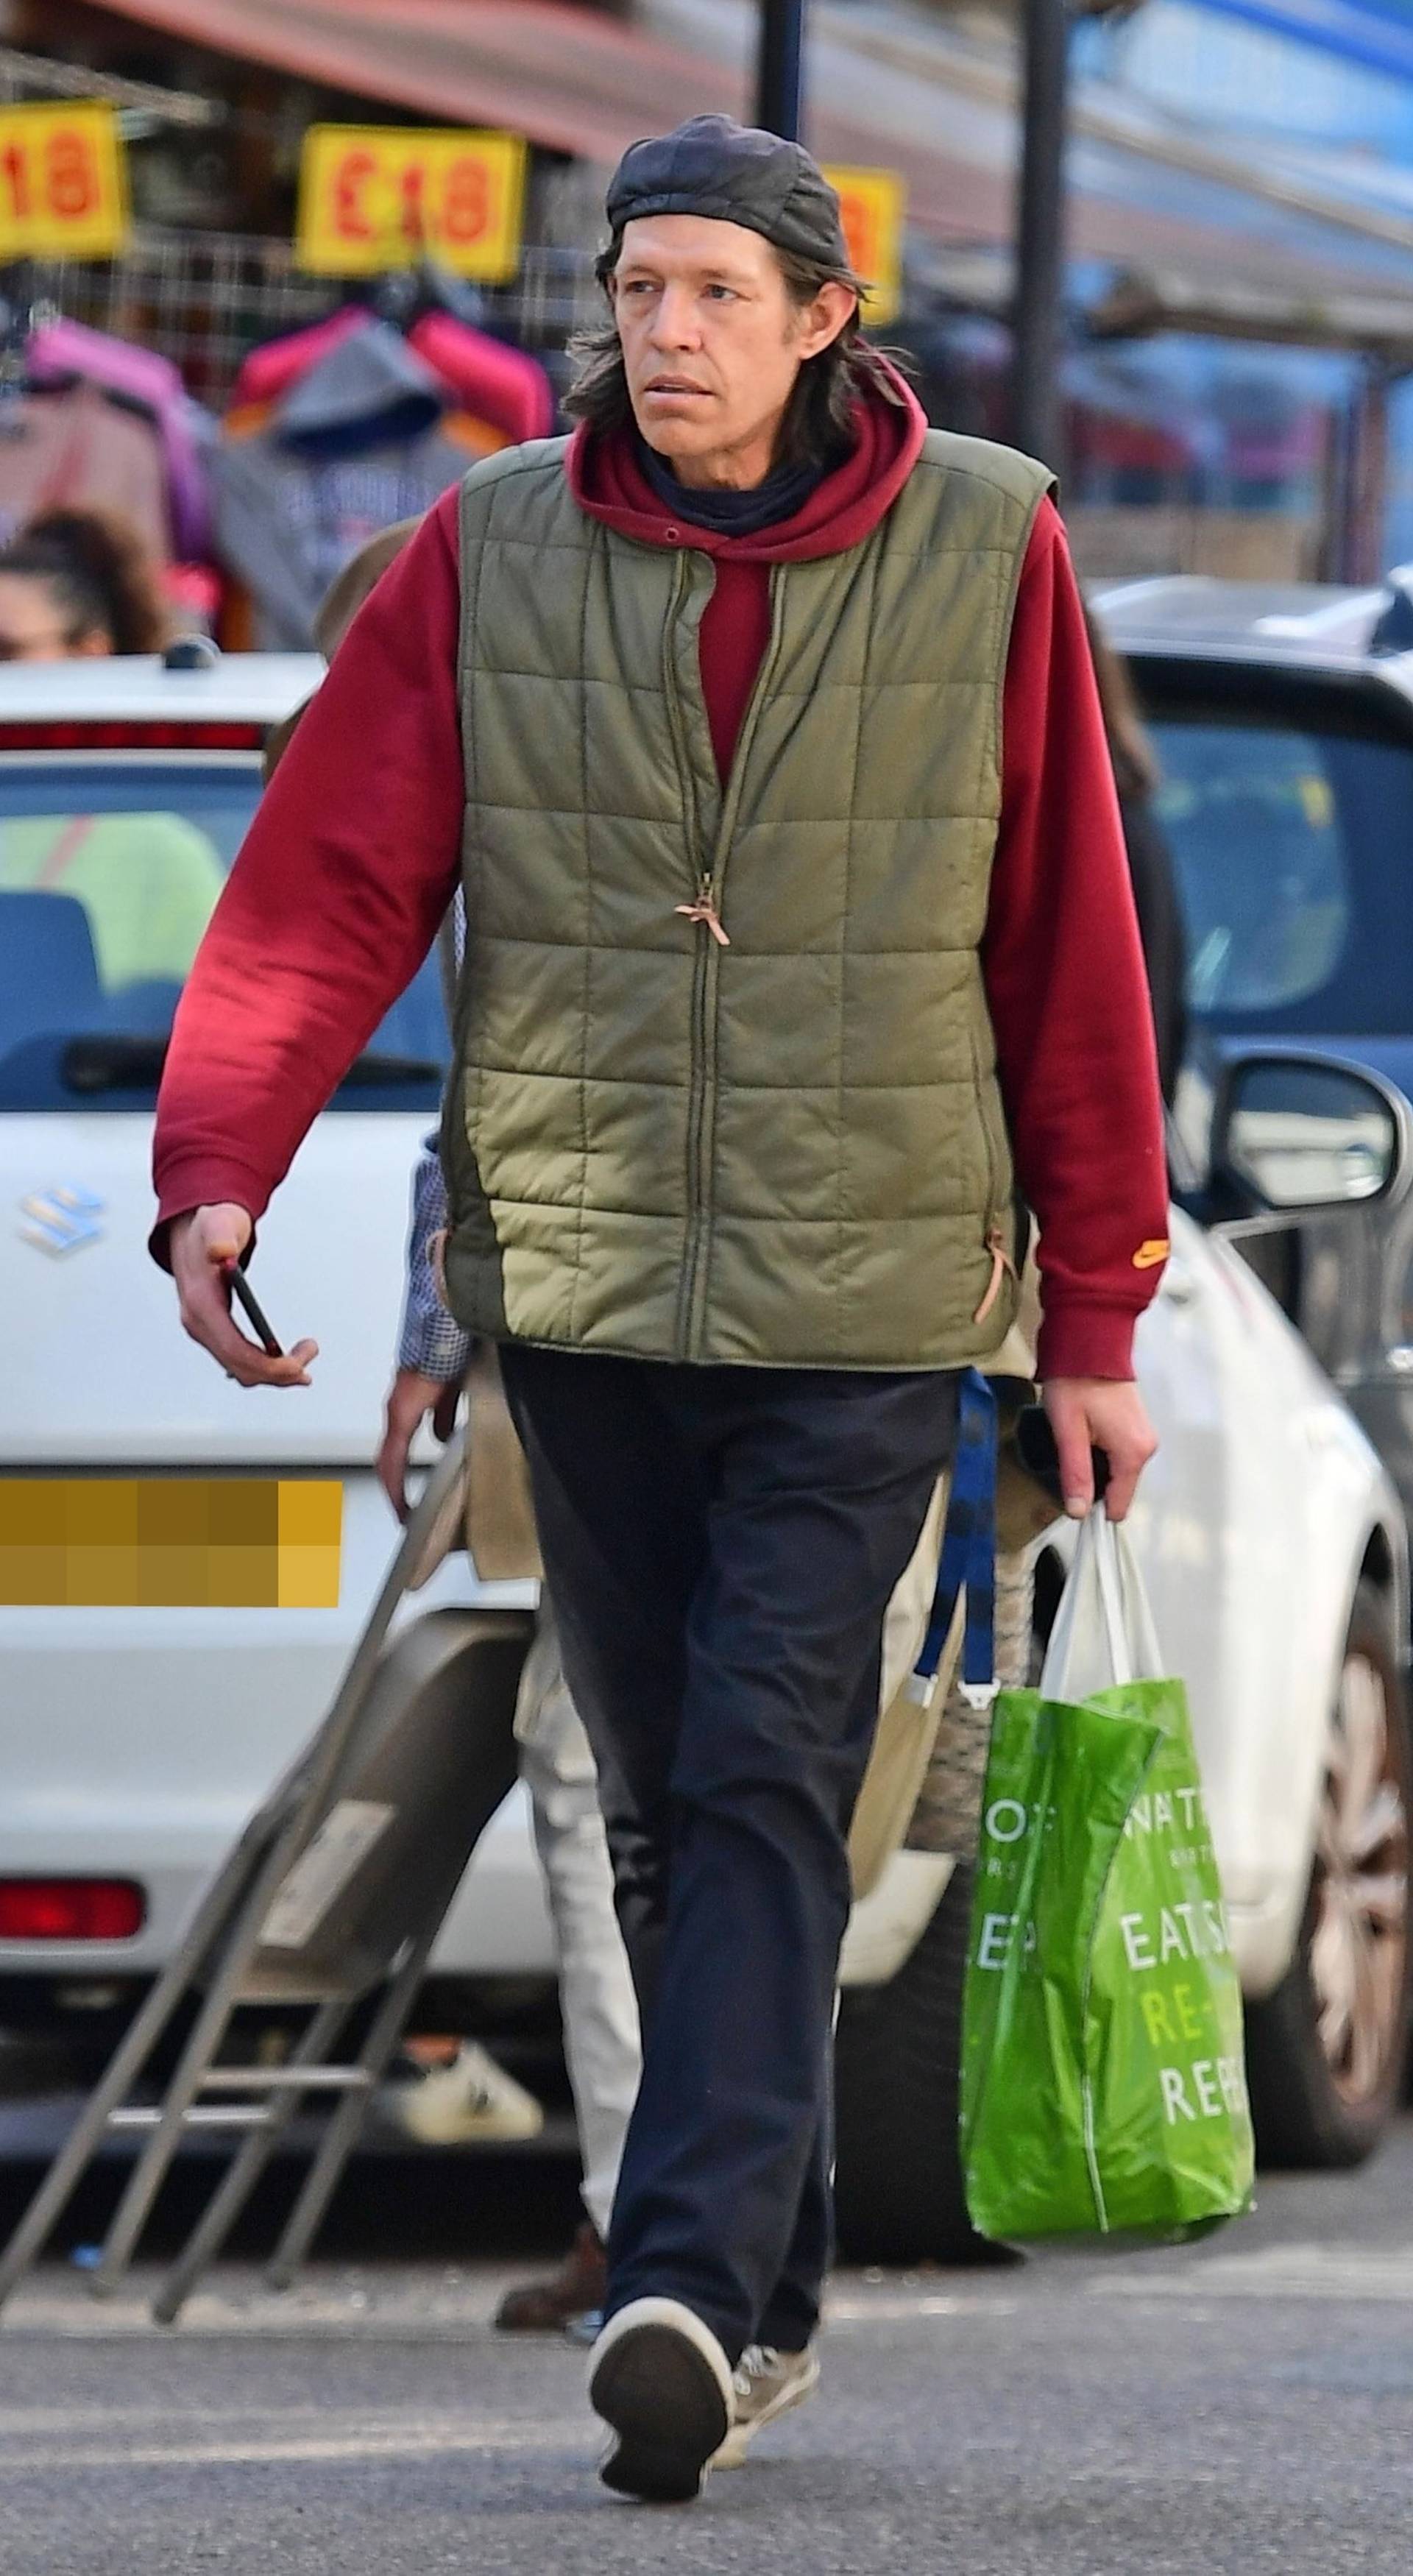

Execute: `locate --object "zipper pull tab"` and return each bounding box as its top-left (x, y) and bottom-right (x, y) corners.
top-left (972, 1225), bottom-right (1019, 1327)
top-left (675, 876), bottom-right (731, 946)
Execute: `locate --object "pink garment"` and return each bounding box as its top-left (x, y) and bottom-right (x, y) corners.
top-left (0, 383), bottom-right (171, 559)
top-left (229, 309), bottom-right (372, 411)
top-left (26, 319), bottom-right (210, 556)
top-left (406, 313), bottom-right (553, 442)
top-left (232, 309), bottom-right (553, 447)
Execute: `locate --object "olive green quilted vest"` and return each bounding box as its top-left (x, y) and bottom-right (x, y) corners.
top-left (442, 428), bottom-right (1052, 1367)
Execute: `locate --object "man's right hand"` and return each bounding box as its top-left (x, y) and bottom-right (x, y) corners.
top-left (170, 1203), bottom-right (319, 1389)
top-left (378, 1367), bottom-right (463, 1521)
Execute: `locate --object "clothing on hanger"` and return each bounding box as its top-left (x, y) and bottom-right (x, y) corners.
top-left (0, 381), bottom-right (171, 559)
top-left (26, 318), bottom-right (214, 558)
top-left (406, 311), bottom-right (553, 444)
top-left (213, 319), bottom-right (504, 650)
top-left (228, 308), bottom-right (373, 415)
top-left (233, 300), bottom-right (554, 447)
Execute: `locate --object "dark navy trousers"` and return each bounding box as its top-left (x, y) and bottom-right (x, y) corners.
top-left (500, 1344), bottom-right (958, 2363)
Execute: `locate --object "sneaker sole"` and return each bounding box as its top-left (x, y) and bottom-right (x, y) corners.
top-left (590, 2313), bottom-right (731, 2504)
top-left (713, 2351), bottom-right (821, 2470)
top-left (386, 2106), bottom-right (545, 2147)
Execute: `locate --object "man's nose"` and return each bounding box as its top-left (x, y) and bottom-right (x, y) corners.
top-left (649, 284), bottom-right (702, 348)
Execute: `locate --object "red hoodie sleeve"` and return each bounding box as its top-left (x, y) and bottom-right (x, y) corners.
top-left (152, 490), bottom-right (465, 1260)
top-left (985, 497), bottom-right (1169, 1381)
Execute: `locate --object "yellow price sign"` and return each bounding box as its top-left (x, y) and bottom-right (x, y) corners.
top-left (296, 126), bottom-right (528, 283)
top-left (824, 166), bottom-right (907, 329)
top-left (0, 101), bottom-right (128, 261)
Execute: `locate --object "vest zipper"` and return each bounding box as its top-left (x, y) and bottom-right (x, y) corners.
top-left (680, 883), bottom-right (716, 1353)
top-left (660, 554), bottom-right (713, 1358)
top-left (676, 877), bottom-right (730, 944)
top-left (972, 1225), bottom-right (1019, 1327)
top-left (676, 568), bottom-right (790, 1358)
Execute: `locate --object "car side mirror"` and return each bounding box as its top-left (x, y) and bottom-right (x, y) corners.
top-left (1210, 1050), bottom-right (1409, 1216)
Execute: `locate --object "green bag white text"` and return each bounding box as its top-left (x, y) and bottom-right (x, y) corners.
top-left (961, 1510), bottom-right (1256, 2241)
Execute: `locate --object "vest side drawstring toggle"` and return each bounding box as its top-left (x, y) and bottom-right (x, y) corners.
top-left (676, 877), bottom-right (731, 946)
top-left (972, 1225), bottom-right (1019, 1326)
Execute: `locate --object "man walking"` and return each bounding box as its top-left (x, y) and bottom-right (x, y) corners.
top-left (154, 117), bottom-right (1166, 2502)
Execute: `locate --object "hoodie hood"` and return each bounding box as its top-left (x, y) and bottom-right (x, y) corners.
top-left (567, 359), bottom-right (929, 562)
top-left (275, 319), bottom-right (447, 455)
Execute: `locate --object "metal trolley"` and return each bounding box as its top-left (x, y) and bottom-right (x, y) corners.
top-left (0, 1430), bottom-right (532, 2325)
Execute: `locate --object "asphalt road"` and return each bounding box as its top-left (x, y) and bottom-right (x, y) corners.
top-left (4, 2122), bottom-right (1413, 2575)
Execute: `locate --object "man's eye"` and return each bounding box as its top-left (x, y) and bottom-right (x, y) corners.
top-left (704, 285), bottom-right (735, 302)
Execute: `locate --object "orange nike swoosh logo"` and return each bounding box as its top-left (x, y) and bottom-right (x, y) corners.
top-left (1132, 1239), bottom-right (1171, 1270)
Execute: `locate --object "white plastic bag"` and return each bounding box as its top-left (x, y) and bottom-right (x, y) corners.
top-left (1039, 1507), bottom-right (1164, 1701)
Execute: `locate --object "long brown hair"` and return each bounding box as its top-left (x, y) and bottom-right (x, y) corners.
top-left (1083, 601), bottom-right (1160, 800)
top-left (0, 507), bottom-right (169, 654)
top-left (565, 229), bottom-right (907, 467)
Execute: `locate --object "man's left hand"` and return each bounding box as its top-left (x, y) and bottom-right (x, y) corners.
top-left (378, 1367), bottom-right (463, 1521)
top-left (1042, 1377), bottom-right (1158, 1524)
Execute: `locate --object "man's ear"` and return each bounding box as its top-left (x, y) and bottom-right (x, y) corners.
top-left (793, 279), bottom-right (858, 362)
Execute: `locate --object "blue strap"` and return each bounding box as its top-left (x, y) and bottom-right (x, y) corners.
top-left (910, 1367), bottom-right (997, 1703)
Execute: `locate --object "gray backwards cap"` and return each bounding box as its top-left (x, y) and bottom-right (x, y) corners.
top-left (605, 113), bottom-right (851, 271)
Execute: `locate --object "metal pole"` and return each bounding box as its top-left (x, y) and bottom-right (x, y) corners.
top-left (757, 0), bottom-right (806, 142)
top-left (1010, 0), bottom-right (1069, 465)
top-left (1344, 361), bottom-right (1390, 585)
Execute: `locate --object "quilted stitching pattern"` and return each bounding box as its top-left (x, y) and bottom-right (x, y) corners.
top-left (443, 430), bottom-right (1052, 1366)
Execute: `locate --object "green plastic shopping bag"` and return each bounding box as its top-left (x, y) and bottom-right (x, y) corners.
top-left (938, 1408), bottom-right (1254, 2242)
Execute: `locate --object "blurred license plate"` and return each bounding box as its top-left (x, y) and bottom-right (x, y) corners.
top-left (0, 1478), bottom-right (343, 1606)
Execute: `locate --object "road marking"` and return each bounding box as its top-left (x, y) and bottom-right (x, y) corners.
top-left (1090, 2242), bottom-right (1413, 2301)
top-left (0, 2288), bottom-right (503, 2336)
top-left (0, 2280), bottom-right (1018, 2338)
top-left (0, 2415), bottom-right (584, 2472)
top-left (0, 2401), bottom-right (332, 2435)
top-left (827, 2293), bottom-right (1017, 2321)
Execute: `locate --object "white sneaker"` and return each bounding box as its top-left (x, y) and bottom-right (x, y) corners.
top-left (713, 2342), bottom-right (821, 2469)
top-left (589, 2296), bottom-right (734, 2502)
top-left (380, 2042), bottom-right (545, 2145)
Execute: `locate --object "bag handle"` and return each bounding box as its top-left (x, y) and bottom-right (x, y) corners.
top-left (1038, 1505), bottom-right (1166, 1698)
top-left (1091, 1508), bottom-right (1135, 1688)
top-left (908, 1368), bottom-right (997, 1709)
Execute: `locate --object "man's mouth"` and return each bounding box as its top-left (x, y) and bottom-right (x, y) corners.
top-left (644, 378), bottom-right (710, 397)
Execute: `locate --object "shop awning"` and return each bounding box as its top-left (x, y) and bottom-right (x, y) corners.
top-left (91, 0), bottom-right (1413, 349)
top-left (74, 0), bottom-right (724, 166)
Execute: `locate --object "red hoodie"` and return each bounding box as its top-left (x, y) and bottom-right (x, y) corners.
top-left (153, 383), bottom-right (1168, 1379)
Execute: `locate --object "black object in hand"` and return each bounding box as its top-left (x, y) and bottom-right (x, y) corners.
top-left (225, 1263), bottom-right (283, 1358)
top-left (1015, 1405), bottom-right (1111, 1506)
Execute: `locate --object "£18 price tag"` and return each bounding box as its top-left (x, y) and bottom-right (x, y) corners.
top-left (0, 102), bottom-right (129, 261)
top-left (296, 126), bottom-right (528, 283)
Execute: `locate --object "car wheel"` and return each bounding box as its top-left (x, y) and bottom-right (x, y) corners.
top-left (1244, 1579), bottom-right (1412, 2169)
top-left (833, 1864), bottom-right (1003, 2265)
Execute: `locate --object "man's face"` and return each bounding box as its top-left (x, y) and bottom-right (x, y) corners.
top-left (609, 214), bottom-right (849, 483)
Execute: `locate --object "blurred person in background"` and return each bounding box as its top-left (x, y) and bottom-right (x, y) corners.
top-left (1085, 603), bottom-right (1187, 1108)
top-left (0, 507), bottom-right (220, 991)
top-left (0, 506), bottom-right (169, 661)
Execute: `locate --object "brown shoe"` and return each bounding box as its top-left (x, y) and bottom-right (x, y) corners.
top-left (494, 2221), bottom-right (606, 2333)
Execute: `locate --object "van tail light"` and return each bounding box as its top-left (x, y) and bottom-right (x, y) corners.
top-left (0, 1880), bottom-right (146, 1939)
top-left (0, 721), bottom-right (263, 751)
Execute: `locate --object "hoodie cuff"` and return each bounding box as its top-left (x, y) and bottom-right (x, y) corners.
top-left (149, 1161), bottom-right (269, 1272)
top-left (1036, 1300), bottom-right (1142, 1384)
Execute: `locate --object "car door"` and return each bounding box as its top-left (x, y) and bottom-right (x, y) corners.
top-left (1127, 1205), bottom-right (1382, 1995)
